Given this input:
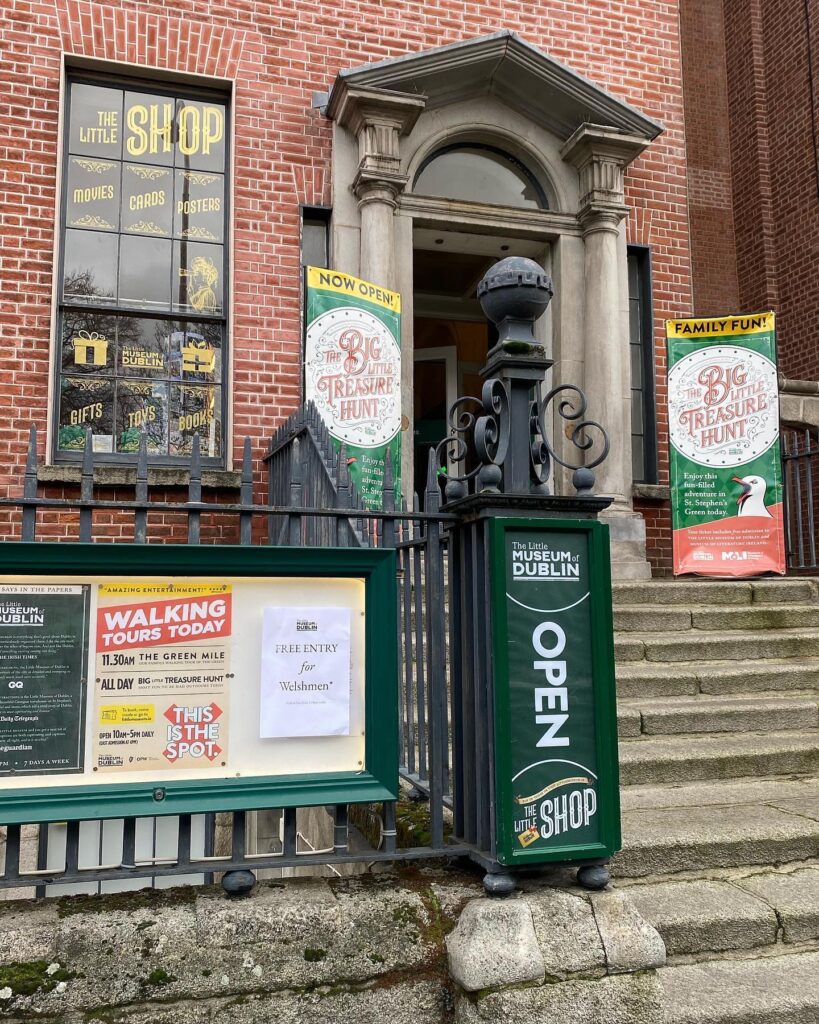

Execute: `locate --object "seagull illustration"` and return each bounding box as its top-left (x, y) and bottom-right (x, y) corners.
top-left (731, 475), bottom-right (773, 518)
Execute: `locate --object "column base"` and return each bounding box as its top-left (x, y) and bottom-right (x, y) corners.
top-left (601, 506), bottom-right (652, 580)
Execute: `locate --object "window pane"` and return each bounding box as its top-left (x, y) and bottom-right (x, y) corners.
top-left (630, 342), bottom-right (643, 389)
top-left (170, 384), bottom-right (222, 457)
top-left (59, 78), bottom-right (229, 465)
top-left (116, 380), bottom-right (169, 455)
top-left (65, 157), bottom-right (119, 232)
top-left (414, 146), bottom-right (544, 209)
top-left (123, 92), bottom-right (175, 166)
top-left (173, 100), bottom-right (227, 173)
top-left (121, 164), bottom-right (173, 237)
top-left (58, 377), bottom-right (115, 452)
top-left (63, 229), bottom-right (118, 304)
top-left (169, 323), bottom-right (222, 383)
top-left (173, 241), bottom-right (223, 315)
top-left (174, 170), bottom-right (224, 242)
top-left (68, 84), bottom-right (123, 159)
top-left (118, 235), bottom-right (172, 310)
top-left (302, 218), bottom-right (328, 268)
top-left (118, 318), bottom-right (172, 377)
top-left (632, 434), bottom-right (645, 482)
top-left (61, 313), bottom-right (115, 375)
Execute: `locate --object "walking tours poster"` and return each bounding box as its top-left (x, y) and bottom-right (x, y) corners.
top-left (93, 582), bottom-right (232, 772)
top-left (304, 266), bottom-right (402, 510)
top-left (666, 312), bottom-right (786, 577)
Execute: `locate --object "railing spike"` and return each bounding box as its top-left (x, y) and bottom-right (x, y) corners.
top-left (425, 447), bottom-right (441, 513)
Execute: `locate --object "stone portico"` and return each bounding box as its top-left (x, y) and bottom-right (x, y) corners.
top-left (321, 32), bottom-right (663, 579)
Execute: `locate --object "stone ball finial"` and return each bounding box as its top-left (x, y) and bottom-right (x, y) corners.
top-left (477, 257), bottom-right (554, 354)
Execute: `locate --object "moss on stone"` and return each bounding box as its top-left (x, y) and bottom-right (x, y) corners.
top-left (0, 960), bottom-right (72, 997)
top-left (143, 967), bottom-right (177, 987)
top-left (58, 885), bottom-right (197, 917)
top-left (303, 948), bottom-right (327, 962)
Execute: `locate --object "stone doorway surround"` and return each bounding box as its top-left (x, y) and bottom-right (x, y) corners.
top-left (321, 31), bottom-right (663, 579)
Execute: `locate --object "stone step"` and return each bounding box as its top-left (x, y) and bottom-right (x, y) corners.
top-left (626, 878), bottom-right (779, 956)
top-left (620, 774), bottom-right (819, 813)
top-left (616, 795), bottom-right (819, 877)
top-left (625, 868), bottom-right (819, 957)
top-left (615, 629), bottom-right (819, 664)
top-left (618, 731), bottom-right (819, 786)
top-left (612, 578), bottom-right (817, 607)
top-left (616, 659), bottom-right (819, 698)
top-left (614, 603), bottom-right (819, 633)
top-left (660, 950), bottom-right (819, 1024)
top-left (617, 695), bottom-right (819, 738)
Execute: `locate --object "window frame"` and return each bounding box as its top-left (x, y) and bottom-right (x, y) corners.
top-left (412, 142), bottom-right (550, 210)
top-left (53, 69), bottom-right (232, 468)
top-left (627, 244), bottom-right (658, 485)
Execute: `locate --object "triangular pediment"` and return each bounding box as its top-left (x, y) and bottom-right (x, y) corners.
top-left (326, 31), bottom-right (662, 142)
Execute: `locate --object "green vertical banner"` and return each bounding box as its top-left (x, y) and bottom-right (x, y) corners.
top-left (490, 519), bottom-right (620, 866)
top-left (304, 266), bottom-right (402, 510)
top-left (666, 312), bottom-right (786, 576)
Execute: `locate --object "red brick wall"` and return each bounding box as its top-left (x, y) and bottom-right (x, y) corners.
top-left (679, 0), bottom-right (740, 316)
top-left (723, 0), bottom-right (819, 379)
top-left (0, 1), bottom-right (692, 567)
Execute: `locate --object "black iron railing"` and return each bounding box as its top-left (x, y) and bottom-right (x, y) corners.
top-left (783, 427), bottom-right (819, 571)
top-left (0, 420), bottom-right (458, 895)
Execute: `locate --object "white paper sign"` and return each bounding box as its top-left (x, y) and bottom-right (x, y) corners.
top-left (259, 606), bottom-right (351, 738)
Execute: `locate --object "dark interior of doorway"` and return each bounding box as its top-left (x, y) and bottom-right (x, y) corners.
top-left (412, 247), bottom-right (495, 499)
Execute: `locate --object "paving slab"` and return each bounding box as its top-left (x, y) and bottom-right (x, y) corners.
top-left (735, 867), bottom-right (819, 944)
top-left (769, 795), bottom-right (819, 822)
top-left (625, 879), bottom-right (776, 955)
top-left (661, 950), bottom-right (819, 1024)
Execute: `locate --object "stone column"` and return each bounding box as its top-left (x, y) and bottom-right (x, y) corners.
top-left (562, 125), bottom-right (653, 579)
top-left (327, 85), bottom-right (425, 290)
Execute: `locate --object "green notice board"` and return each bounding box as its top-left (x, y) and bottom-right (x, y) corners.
top-left (490, 518), bottom-right (621, 866)
top-left (0, 585), bottom-right (90, 776)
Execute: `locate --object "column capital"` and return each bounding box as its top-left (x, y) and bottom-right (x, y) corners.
top-left (578, 203), bottom-right (628, 237)
top-left (561, 122), bottom-right (651, 215)
top-left (353, 168), bottom-right (408, 209)
top-left (327, 84), bottom-right (426, 185)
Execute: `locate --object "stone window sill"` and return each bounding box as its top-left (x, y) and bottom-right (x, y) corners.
top-left (632, 483), bottom-right (669, 501)
top-left (37, 465), bottom-right (242, 491)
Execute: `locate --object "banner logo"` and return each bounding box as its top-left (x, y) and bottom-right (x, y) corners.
top-left (668, 346), bottom-right (778, 467)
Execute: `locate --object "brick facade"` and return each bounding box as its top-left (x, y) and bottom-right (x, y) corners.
top-left (0, 1), bottom-right (693, 567)
top-left (719, 0), bottom-right (819, 379)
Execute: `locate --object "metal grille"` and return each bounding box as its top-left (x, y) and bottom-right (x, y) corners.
top-left (783, 427), bottom-right (819, 571)
top-left (0, 416), bottom-right (460, 893)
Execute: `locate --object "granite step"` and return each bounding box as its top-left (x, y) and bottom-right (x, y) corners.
top-left (616, 658), bottom-right (819, 698)
top-left (625, 867), bottom-right (819, 957)
top-left (618, 730), bottom-right (819, 786)
top-left (616, 793), bottom-right (819, 878)
top-left (660, 950), bottom-right (819, 1024)
top-left (615, 629), bottom-right (819, 664)
top-left (612, 578), bottom-right (817, 608)
top-left (614, 603), bottom-right (819, 633)
top-left (616, 695), bottom-right (819, 738)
